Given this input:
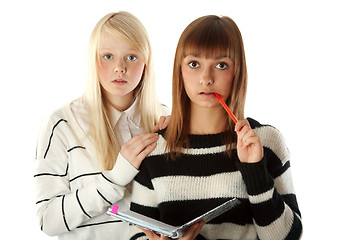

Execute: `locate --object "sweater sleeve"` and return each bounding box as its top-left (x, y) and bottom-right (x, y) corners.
top-left (34, 114), bottom-right (138, 236)
top-left (128, 161), bottom-right (159, 239)
top-left (236, 125), bottom-right (302, 240)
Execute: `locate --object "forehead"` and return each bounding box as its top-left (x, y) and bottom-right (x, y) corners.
top-left (99, 30), bottom-right (135, 51)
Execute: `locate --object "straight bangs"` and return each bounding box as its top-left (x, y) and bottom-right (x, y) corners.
top-left (181, 16), bottom-right (236, 62)
top-left (166, 15), bottom-right (247, 160)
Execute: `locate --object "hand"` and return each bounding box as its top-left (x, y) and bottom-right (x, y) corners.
top-left (235, 119), bottom-right (263, 163)
top-left (138, 221), bottom-right (204, 240)
top-left (154, 115), bottom-right (171, 132)
top-left (120, 133), bottom-right (159, 169)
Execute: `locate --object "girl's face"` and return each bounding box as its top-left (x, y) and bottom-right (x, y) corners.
top-left (181, 53), bottom-right (234, 108)
top-left (97, 31), bottom-right (145, 109)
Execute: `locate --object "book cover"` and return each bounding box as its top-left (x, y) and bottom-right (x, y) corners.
top-left (107, 198), bottom-right (241, 238)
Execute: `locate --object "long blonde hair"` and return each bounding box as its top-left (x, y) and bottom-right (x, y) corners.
top-left (166, 15), bottom-right (248, 159)
top-left (84, 11), bottom-right (162, 170)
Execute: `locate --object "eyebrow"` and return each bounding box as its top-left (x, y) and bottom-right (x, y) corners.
top-left (184, 54), bottom-right (230, 60)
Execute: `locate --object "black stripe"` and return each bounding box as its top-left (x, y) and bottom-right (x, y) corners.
top-left (101, 173), bottom-right (114, 184)
top-left (142, 150), bottom-right (240, 180)
top-left (67, 146), bottom-right (86, 152)
top-left (36, 198), bottom-right (51, 204)
top-left (62, 195), bottom-right (71, 231)
top-left (34, 163), bottom-right (69, 178)
top-left (44, 119), bottom-right (67, 159)
top-left (36, 195), bottom-right (63, 205)
top-left (76, 189), bottom-right (91, 218)
top-left (285, 211), bottom-right (303, 240)
top-left (131, 199), bottom-right (252, 227)
top-left (130, 232), bottom-right (147, 240)
top-left (97, 189), bottom-right (112, 205)
top-left (283, 194), bottom-right (301, 217)
top-left (264, 147), bottom-right (290, 179)
top-left (70, 172), bottom-right (101, 182)
top-left (77, 220), bottom-right (123, 228)
top-left (251, 190), bottom-right (285, 226)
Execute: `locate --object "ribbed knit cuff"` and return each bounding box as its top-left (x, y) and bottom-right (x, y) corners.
top-left (236, 160), bottom-right (274, 196)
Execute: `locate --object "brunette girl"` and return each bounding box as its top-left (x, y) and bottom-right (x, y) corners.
top-left (129, 15), bottom-right (302, 240)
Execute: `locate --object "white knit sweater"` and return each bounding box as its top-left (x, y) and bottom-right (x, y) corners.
top-left (34, 98), bottom-right (142, 240)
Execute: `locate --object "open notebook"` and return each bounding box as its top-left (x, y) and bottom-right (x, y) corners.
top-left (107, 198), bottom-right (241, 239)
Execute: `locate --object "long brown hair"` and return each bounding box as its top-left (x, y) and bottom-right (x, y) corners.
top-left (165, 15), bottom-right (248, 159)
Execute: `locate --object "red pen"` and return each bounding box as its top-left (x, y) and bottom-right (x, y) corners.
top-left (214, 93), bottom-right (238, 124)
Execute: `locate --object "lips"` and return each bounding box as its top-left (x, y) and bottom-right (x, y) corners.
top-left (112, 79), bottom-right (127, 84)
top-left (199, 91), bottom-right (215, 95)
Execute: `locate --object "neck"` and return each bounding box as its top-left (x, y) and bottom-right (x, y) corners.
top-left (189, 104), bottom-right (228, 135)
top-left (105, 92), bottom-right (135, 111)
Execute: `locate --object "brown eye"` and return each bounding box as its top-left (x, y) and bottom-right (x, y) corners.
top-left (216, 62), bottom-right (228, 70)
top-left (188, 61), bottom-right (199, 68)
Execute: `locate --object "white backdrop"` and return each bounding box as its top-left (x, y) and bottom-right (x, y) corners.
top-left (1, 0), bottom-right (359, 239)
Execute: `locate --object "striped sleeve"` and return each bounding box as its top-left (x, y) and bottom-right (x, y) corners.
top-left (34, 113), bottom-right (138, 236)
top-left (237, 123), bottom-right (302, 240)
top-left (128, 162), bottom-right (159, 239)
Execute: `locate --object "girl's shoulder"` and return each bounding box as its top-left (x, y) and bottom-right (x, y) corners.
top-left (39, 98), bottom-right (87, 135)
top-left (247, 117), bottom-right (290, 161)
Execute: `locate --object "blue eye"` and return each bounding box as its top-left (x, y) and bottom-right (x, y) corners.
top-left (216, 62), bottom-right (228, 70)
top-left (188, 61), bottom-right (199, 68)
top-left (127, 55), bottom-right (137, 61)
top-left (103, 54), bottom-right (113, 60)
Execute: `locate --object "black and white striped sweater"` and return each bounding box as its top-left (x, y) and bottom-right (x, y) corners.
top-left (129, 118), bottom-right (302, 240)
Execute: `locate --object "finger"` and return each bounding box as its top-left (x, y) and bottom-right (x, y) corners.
top-left (158, 116), bottom-right (166, 126)
top-left (154, 124), bottom-right (160, 132)
top-left (241, 129), bottom-right (257, 145)
top-left (136, 142), bottom-right (157, 161)
top-left (154, 116), bottom-right (166, 132)
top-left (160, 235), bottom-right (170, 240)
top-left (160, 115), bottom-right (171, 130)
top-left (137, 226), bottom-right (161, 239)
top-left (182, 221), bottom-right (204, 240)
top-left (234, 119), bottom-right (249, 132)
top-left (125, 133), bottom-right (159, 145)
top-left (242, 135), bottom-right (261, 149)
top-left (124, 133), bottom-right (159, 155)
top-left (133, 135), bottom-right (159, 154)
top-left (190, 221), bottom-right (205, 239)
top-left (236, 125), bottom-right (251, 143)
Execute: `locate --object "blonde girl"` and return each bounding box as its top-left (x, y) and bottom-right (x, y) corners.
top-left (34, 11), bottom-right (168, 239)
top-left (129, 15), bottom-right (302, 240)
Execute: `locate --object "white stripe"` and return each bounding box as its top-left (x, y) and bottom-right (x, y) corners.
top-left (150, 135), bottom-right (234, 156)
top-left (249, 188), bottom-right (274, 204)
top-left (201, 222), bottom-right (257, 240)
top-left (132, 181), bottom-right (158, 207)
top-left (255, 204), bottom-right (294, 240)
top-left (152, 126), bottom-right (290, 165)
top-left (274, 167), bottom-right (295, 195)
top-left (254, 126), bottom-right (290, 164)
top-left (152, 172), bottom-right (249, 202)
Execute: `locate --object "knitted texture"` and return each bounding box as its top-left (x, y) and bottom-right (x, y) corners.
top-left (129, 118), bottom-right (302, 240)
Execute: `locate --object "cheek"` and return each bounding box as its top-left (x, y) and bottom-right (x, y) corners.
top-left (97, 62), bottom-right (111, 79)
top-left (130, 63), bottom-right (145, 81)
top-left (182, 68), bottom-right (196, 89)
top-left (218, 71), bottom-right (234, 99)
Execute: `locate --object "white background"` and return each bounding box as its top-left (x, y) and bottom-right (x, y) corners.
top-left (1, 0), bottom-right (359, 239)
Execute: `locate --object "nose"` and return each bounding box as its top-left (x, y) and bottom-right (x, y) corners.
top-left (200, 67), bottom-right (213, 86)
top-left (114, 59), bottom-right (126, 74)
